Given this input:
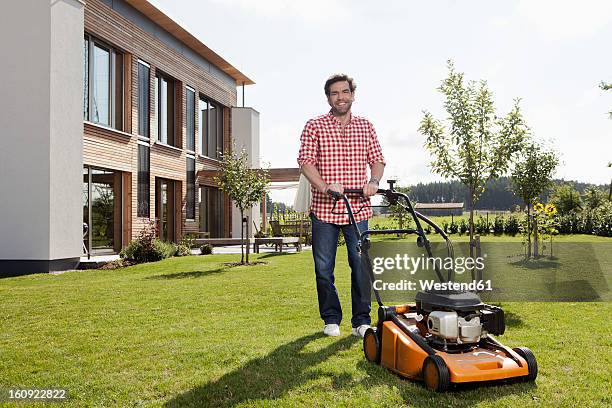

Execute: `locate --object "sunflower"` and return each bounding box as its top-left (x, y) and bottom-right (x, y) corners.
top-left (534, 202), bottom-right (544, 213)
top-left (545, 204), bottom-right (557, 215)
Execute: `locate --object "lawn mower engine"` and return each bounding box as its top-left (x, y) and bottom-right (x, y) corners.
top-left (416, 290), bottom-right (505, 348)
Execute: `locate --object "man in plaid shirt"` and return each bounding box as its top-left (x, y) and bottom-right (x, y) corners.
top-left (298, 74), bottom-right (386, 337)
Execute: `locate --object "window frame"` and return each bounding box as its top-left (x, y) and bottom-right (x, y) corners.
top-left (155, 71), bottom-right (177, 147)
top-left (83, 34), bottom-right (124, 130)
top-left (137, 59), bottom-right (151, 139)
top-left (186, 155), bottom-right (196, 220)
top-left (198, 95), bottom-right (224, 160)
top-left (137, 141), bottom-right (151, 218)
top-left (185, 86), bottom-right (196, 153)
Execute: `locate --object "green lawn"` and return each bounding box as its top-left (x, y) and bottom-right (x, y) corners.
top-left (1, 247), bottom-right (611, 407)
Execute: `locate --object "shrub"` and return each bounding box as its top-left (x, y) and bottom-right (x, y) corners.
top-left (492, 215), bottom-right (504, 235)
top-left (475, 216), bottom-right (490, 235)
top-left (504, 214), bottom-right (520, 236)
top-left (119, 221), bottom-right (178, 263)
top-left (175, 243), bottom-right (192, 257)
top-left (200, 243), bottom-right (213, 255)
top-left (592, 202), bottom-right (612, 237)
top-left (459, 219), bottom-right (468, 235)
top-left (449, 220), bottom-right (459, 234)
top-left (154, 239), bottom-right (177, 259)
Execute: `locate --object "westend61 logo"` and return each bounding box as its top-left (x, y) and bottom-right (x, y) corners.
top-left (370, 253), bottom-right (492, 292)
top-left (372, 254), bottom-right (485, 275)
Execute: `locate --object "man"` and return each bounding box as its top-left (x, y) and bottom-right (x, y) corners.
top-left (297, 74), bottom-right (386, 337)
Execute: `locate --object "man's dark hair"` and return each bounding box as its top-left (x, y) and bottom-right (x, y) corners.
top-left (324, 74), bottom-right (356, 96)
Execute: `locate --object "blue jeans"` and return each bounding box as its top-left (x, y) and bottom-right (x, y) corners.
top-left (310, 213), bottom-right (371, 328)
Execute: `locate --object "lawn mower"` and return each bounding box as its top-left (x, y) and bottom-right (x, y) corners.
top-left (328, 181), bottom-right (537, 392)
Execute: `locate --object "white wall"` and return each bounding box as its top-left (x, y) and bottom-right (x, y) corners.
top-left (230, 107), bottom-right (261, 238)
top-left (0, 0), bottom-right (84, 262)
top-left (49, 0), bottom-right (84, 259)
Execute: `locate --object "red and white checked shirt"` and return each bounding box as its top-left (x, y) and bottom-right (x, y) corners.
top-left (297, 111), bottom-right (386, 224)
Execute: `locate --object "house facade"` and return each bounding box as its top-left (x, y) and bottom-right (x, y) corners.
top-left (0, 0), bottom-right (256, 275)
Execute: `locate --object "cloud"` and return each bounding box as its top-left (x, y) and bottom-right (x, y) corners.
top-left (517, 0), bottom-right (612, 39)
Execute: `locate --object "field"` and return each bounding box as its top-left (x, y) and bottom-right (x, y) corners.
top-left (1, 237), bottom-right (611, 407)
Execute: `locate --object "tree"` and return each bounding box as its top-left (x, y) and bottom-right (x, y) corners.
top-left (600, 81), bottom-right (611, 119)
top-left (215, 148), bottom-right (269, 264)
top-left (583, 186), bottom-right (606, 210)
top-left (608, 162), bottom-right (612, 201)
top-left (550, 184), bottom-right (582, 215)
top-left (382, 186), bottom-right (412, 230)
top-left (510, 142), bottom-right (559, 258)
top-left (420, 61), bottom-right (528, 256)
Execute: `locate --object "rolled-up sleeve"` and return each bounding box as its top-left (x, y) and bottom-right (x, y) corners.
top-left (297, 120), bottom-right (318, 166)
top-left (367, 122), bottom-right (386, 165)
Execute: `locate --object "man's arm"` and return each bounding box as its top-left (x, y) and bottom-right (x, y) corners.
top-left (301, 164), bottom-right (343, 194)
top-left (363, 161), bottom-right (385, 197)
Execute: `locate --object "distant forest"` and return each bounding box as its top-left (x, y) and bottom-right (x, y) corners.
top-left (266, 177), bottom-right (608, 213)
top-left (404, 177), bottom-right (606, 210)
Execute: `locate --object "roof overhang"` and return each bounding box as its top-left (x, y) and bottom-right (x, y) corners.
top-left (125, 0), bottom-right (254, 85)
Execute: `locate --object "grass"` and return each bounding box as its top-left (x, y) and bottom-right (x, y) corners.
top-left (1, 243), bottom-right (611, 407)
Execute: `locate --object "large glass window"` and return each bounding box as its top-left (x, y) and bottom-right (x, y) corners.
top-left (199, 97), bottom-right (223, 159)
top-left (137, 144), bottom-right (150, 217)
top-left (186, 87), bottom-right (195, 151)
top-left (83, 166), bottom-right (122, 254)
top-left (186, 157), bottom-right (195, 219)
top-left (83, 35), bottom-right (123, 129)
top-left (138, 61), bottom-right (150, 138)
top-left (199, 186), bottom-right (224, 237)
top-left (155, 73), bottom-right (176, 146)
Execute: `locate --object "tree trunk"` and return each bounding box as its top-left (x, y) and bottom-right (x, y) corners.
top-left (533, 213), bottom-right (539, 258)
top-left (526, 204), bottom-right (532, 259)
top-left (469, 189), bottom-right (476, 281)
top-left (240, 209), bottom-right (245, 264)
top-left (469, 189), bottom-right (475, 258)
top-left (245, 215), bottom-right (250, 264)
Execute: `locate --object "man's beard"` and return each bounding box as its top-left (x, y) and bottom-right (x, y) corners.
top-left (331, 101), bottom-right (352, 116)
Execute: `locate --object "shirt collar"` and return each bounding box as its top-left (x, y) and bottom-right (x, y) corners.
top-left (327, 110), bottom-right (352, 126)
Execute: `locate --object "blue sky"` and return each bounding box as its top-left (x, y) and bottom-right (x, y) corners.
top-left (151, 0), bottom-right (611, 203)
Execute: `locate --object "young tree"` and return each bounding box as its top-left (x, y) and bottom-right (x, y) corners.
top-left (583, 186), bottom-right (606, 210)
top-left (600, 81), bottom-right (611, 119)
top-left (420, 61), bottom-right (528, 255)
top-left (510, 142), bottom-right (559, 258)
top-left (550, 184), bottom-right (582, 215)
top-left (215, 148), bottom-right (269, 264)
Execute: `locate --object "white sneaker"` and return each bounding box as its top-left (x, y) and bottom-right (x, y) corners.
top-left (323, 324), bottom-right (341, 337)
top-left (352, 324), bottom-right (371, 338)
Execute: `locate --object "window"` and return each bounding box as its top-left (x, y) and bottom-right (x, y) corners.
top-left (137, 144), bottom-right (150, 217)
top-left (83, 35), bottom-right (123, 129)
top-left (199, 186), bottom-right (224, 237)
top-left (138, 61), bottom-right (150, 138)
top-left (186, 87), bottom-right (196, 151)
top-left (186, 157), bottom-right (195, 219)
top-left (199, 96), bottom-right (223, 159)
top-left (155, 72), bottom-right (176, 146)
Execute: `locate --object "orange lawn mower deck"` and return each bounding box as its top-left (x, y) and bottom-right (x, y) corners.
top-left (329, 182), bottom-right (538, 392)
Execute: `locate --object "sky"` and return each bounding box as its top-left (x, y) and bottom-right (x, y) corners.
top-left (150, 0), bottom-right (611, 204)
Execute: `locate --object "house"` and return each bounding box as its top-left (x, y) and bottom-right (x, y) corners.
top-left (0, 0), bottom-right (258, 275)
top-left (414, 203), bottom-right (464, 217)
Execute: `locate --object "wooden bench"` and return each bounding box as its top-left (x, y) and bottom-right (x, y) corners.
top-left (194, 238), bottom-right (253, 246)
top-left (269, 220), bottom-right (312, 245)
top-left (253, 237), bottom-right (301, 253)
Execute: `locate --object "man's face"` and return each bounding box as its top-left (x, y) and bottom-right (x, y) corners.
top-left (327, 81), bottom-right (354, 116)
